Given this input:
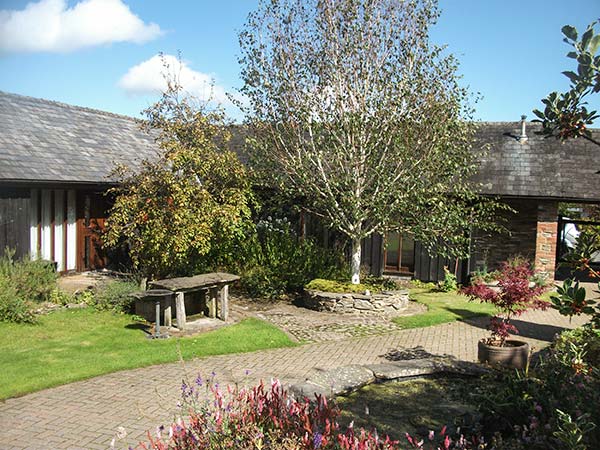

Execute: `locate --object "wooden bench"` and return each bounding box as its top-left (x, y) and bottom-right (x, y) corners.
top-left (149, 272), bottom-right (240, 331)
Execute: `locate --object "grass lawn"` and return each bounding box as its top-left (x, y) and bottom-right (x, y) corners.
top-left (393, 288), bottom-right (497, 329)
top-left (0, 308), bottom-right (296, 400)
top-left (394, 288), bottom-right (555, 329)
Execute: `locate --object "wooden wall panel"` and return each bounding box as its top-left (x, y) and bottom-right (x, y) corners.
top-left (0, 188), bottom-right (31, 260)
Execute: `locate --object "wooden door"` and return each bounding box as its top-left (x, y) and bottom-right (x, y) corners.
top-left (77, 191), bottom-right (107, 271)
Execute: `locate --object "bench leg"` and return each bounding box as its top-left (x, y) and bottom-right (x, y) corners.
top-left (208, 288), bottom-right (217, 318)
top-left (218, 285), bottom-right (229, 321)
top-left (175, 291), bottom-right (186, 331)
top-left (164, 304), bottom-right (172, 328)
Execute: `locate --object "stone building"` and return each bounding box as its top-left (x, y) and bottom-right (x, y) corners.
top-left (1, 91), bottom-right (599, 281)
top-left (365, 119), bottom-right (600, 282)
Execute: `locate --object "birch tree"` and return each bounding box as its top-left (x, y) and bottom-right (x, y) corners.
top-left (239, 0), bottom-right (502, 284)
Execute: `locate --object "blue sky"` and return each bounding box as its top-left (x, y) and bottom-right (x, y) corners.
top-left (0, 0), bottom-right (598, 123)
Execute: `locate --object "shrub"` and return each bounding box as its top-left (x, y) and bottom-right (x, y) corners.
top-left (135, 376), bottom-right (489, 450)
top-left (0, 249), bottom-right (57, 303)
top-left (305, 277), bottom-right (397, 294)
top-left (461, 259), bottom-right (548, 346)
top-left (94, 279), bottom-right (140, 313)
top-left (475, 327), bottom-right (600, 449)
top-left (469, 266), bottom-right (498, 285)
top-left (0, 276), bottom-right (36, 324)
top-left (437, 267), bottom-right (457, 292)
top-left (238, 218), bottom-right (348, 299)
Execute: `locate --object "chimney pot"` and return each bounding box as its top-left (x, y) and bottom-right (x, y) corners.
top-left (519, 115), bottom-right (528, 142)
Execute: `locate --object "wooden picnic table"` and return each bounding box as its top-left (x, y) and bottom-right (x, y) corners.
top-left (150, 272), bottom-right (240, 331)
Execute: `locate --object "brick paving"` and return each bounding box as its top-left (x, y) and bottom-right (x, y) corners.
top-left (0, 308), bottom-right (588, 449)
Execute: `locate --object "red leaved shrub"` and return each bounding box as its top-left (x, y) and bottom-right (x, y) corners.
top-left (462, 258), bottom-right (549, 346)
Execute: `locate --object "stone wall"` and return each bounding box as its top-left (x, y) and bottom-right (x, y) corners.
top-left (534, 202), bottom-right (558, 278)
top-left (303, 289), bottom-right (409, 314)
top-left (470, 198), bottom-right (558, 280)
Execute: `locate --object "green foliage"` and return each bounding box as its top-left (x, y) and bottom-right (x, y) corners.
top-left (239, 0), bottom-right (506, 283)
top-left (105, 65), bottom-right (253, 279)
top-left (437, 266), bottom-right (458, 292)
top-left (0, 248), bottom-right (58, 303)
top-left (0, 276), bottom-right (36, 324)
top-left (551, 279), bottom-right (600, 329)
top-left (533, 21), bottom-right (600, 144)
top-left (551, 279), bottom-right (597, 317)
top-left (554, 327), bottom-right (600, 368)
top-left (48, 288), bottom-right (74, 306)
top-left (0, 248), bottom-right (60, 323)
top-left (93, 279), bottom-right (140, 313)
top-left (238, 218), bottom-right (348, 298)
top-left (305, 277), bottom-right (396, 294)
top-left (475, 327), bottom-right (600, 449)
top-left (553, 410), bottom-right (596, 450)
top-left (470, 266), bottom-right (499, 284)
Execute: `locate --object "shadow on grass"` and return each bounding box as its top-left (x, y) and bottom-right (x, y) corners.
top-left (453, 308), bottom-right (567, 342)
top-left (124, 322), bottom-right (151, 335)
top-left (335, 371), bottom-right (485, 442)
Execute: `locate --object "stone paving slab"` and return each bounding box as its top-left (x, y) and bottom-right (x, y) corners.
top-left (237, 296), bottom-right (426, 343)
top-left (0, 308), bottom-right (588, 449)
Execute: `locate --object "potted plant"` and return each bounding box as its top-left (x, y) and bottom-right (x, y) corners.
top-left (461, 258), bottom-right (549, 369)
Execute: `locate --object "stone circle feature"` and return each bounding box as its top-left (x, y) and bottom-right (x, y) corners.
top-left (303, 289), bottom-right (409, 314)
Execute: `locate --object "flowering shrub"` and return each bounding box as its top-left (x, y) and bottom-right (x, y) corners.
top-left (475, 327), bottom-right (600, 449)
top-left (134, 375), bottom-right (490, 450)
top-left (461, 259), bottom-right (548, 346)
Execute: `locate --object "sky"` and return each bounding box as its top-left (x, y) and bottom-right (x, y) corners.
top-left (0, 0), bottom-right (598, 123)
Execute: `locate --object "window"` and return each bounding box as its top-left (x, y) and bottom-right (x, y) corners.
top-left (384, 232), bottom-right (415, 274)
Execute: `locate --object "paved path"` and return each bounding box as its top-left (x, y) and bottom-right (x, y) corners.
top-left (0, 309), bottom-right (587, 449)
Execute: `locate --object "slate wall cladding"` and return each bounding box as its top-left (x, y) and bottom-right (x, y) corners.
top-left (470, 198), bottom-right (539, 273)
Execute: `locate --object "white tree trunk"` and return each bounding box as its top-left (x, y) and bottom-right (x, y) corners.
top-left (351, 238), bottom-right (361, 284)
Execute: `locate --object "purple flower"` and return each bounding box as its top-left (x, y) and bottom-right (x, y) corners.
top-left (195, 375), bottom-right (203, 386)
top-left (313, 431), bottom-right (323, 449)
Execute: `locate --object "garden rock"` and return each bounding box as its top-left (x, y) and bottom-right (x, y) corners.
top-left (304, 365), bottom-right (376, 395)
top-left (304, 289), bottom-right (409, 314)
top-left (365, 360), bottom-right (438, 380)
top-left (288, 381), bottom-right (330, 399)
top-left (289, 357), bottom-right (490, 401)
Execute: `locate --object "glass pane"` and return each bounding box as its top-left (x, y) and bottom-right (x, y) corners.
top-left (386, 232), bottom-right (400, 269)
top-left (560, 222), bottom-right (600, 263)
top-left (400, 236), bottom-right (415, 272)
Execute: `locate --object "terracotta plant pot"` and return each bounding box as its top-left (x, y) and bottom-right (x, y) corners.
top-left (477, 339), bottom-right (530, 369)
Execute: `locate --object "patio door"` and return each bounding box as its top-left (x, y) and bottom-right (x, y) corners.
top-left (384, 232), bottom-right (415, 274)
top-left (76, 192), bottom-right (107, 271)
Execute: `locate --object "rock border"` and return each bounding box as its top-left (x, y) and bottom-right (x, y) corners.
top-left (303, 289), bottom-right (409, 314)
top-left (289, 355), bottom-right (488, 400)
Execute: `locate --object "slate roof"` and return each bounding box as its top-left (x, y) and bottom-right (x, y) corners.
top-left (1, 91), bottom-right (600, 201)
top-left (0, 91), bottom-right (159, 184)
top-left (472, 121), bottom-right (600, 201)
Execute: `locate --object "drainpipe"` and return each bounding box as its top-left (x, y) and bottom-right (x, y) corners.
top-left (518, 115), bottom-right (528, 143)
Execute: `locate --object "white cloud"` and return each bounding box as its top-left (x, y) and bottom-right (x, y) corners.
top-left (118, 54), bottom-right (235, 107)
top-left (0, 0), bottom-right (162, 53)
